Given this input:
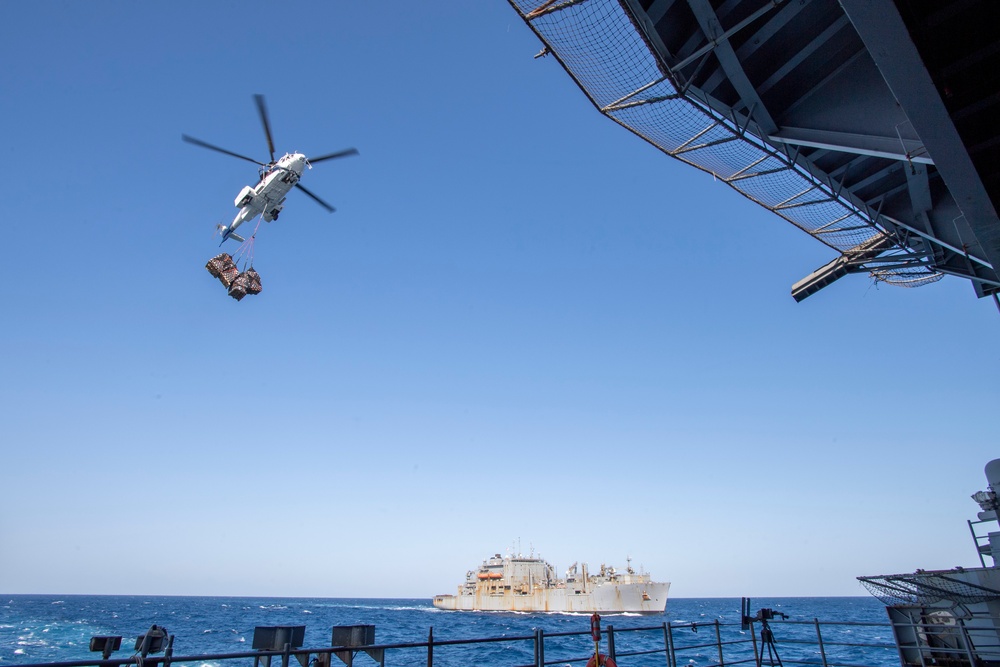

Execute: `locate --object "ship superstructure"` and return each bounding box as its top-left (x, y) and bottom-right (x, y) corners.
top-left (859, 459), bottom-right (1000, 667)
top-left (433, 552), bottom-right (669, 613)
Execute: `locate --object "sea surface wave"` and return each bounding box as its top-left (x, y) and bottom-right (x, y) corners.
top-left (0, 596), bottom-right (895, 667)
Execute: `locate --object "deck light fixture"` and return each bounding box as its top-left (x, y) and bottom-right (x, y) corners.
top-left (89, 636), bottom-right (122, 660)
top-left (134, 625), bottom-right (169, 658)
top-left (331, 626), bottom-right (381, 667)
top-left (253, 626), bottom-right (306, 667)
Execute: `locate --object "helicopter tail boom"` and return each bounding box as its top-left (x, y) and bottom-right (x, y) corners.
top-left (216, 225), bottom-right (246, 245)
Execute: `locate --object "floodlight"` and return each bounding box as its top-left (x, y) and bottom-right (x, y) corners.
top-left (332, 626), bottom-right (374, 648)
top-left (331, 626), bottom-right (381, 667)
top-left (135, 625), bottom-right (169, 658)
top-left (253, 626), bottom-right (307, 667)
top-left (252, 626), bottom-right (306, 651)
top-left (89, 636), bottom-right (122, 660)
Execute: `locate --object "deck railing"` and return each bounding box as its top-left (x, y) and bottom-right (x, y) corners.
top-left (10, 618), bottom-right (900, 667)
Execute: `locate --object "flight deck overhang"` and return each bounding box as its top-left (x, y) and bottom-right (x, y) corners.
top-left (507, 0), bottom-right (1000, 301)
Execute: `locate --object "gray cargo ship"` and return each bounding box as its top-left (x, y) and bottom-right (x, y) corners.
top-left (432, 553), bottom-right (669, 613)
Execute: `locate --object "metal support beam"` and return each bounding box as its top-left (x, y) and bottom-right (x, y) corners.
top-left (646, 0), bottom-right (679, 24)
top-left (905, 162), bottom-right (933, 217)
top-left (791, 234), bottom-right (894, 300)
top-left (768, 127), bottom-right (933, 164)
top-left (700, 0), bottom-right (812, 94)
top-left (756, 15), bottom-right (851, 96)
top-left (684, 0), bottom-right (779, 133)
top-left (839, 0), bottom-right (1000, 281)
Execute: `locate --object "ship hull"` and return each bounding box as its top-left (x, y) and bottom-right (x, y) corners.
top-left (433, 581), bottom-right (669, 614)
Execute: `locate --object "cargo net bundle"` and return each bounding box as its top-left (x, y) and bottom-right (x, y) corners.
top-left (508, 0), bottom-right (942, 287)
top-left (205, 252), bottom-right (262, 301)
top-left (204, 220), bottom-right (265, 301)
top-left (859, 572), bottom-right (1000, 607)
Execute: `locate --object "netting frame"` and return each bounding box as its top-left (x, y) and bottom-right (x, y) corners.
top-left (859, 571), bottom-right (1000, 607)
top-left (508, 0), bottom-right (943, 286)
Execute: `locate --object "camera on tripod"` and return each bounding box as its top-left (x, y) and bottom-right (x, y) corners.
top-left (741, 598), bottom-right (789, 667)
top-left (755, 608), bottom-right (789, 622)
top-left (741, 598), bottom-right (788, 630)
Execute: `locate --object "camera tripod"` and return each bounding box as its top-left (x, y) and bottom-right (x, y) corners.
top-left (741, 598), bottom-right (787, 667)
top-left (756, 614), bottom-right (783, 667)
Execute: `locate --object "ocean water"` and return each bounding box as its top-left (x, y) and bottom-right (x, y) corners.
top-left (0, 596), bottom-right (897, 667)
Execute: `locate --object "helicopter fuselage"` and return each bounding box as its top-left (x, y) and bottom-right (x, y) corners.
top-left (221, 152), bottom-right (307, 242)
top-left (185, 94), bottom-right (356, 246)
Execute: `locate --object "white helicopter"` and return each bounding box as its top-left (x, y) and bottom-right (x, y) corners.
top-left (183, 94), bottom-right (358, 244)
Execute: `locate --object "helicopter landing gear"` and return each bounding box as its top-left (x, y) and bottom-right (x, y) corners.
top-left (262, 205), bottom-right (283, 223)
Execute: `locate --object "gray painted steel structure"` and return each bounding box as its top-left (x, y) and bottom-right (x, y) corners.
top-left (508, 0), bottom-right (1000, 302)
top-left (859, 459), bottom-right (1000, 667)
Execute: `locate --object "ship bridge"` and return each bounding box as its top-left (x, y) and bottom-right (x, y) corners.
top-left (506, 0), bottom-right (1000, 303)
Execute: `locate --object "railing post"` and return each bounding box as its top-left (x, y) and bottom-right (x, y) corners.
top-left (715, 620), bottom-right (725, 667)
top-left (163, 635), bottom-right (174, 667)
top-left (750, 620), bottom-right (761, 667)
top-left (671, 622), bottom-right (679, 667)
top-left (427, 626), bottom-right (433, 667)
top-left (608, 625), bottom-right (616, 663)
top-left (535, 628), bottom-right (545, 667)
top-left (664, 622), bottom-right (673, 667)
top-left (814, 619), bottom-right (828, 667)
top-left (958, 618), bottom-right (979, 667)
top-left (912, 616), bottom-right (930, 667)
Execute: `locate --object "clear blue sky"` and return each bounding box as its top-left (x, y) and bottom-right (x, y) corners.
top-left (1, 1), bottom-right (997, 599)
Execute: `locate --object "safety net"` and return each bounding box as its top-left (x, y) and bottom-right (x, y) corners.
top-left (859, 571), bottom-right (1000, 607)
top-left (507, 0), bottom-right (943, 288)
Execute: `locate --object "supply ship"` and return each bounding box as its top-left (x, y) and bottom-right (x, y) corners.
top-left (432, 553), bottom-right (669, 613)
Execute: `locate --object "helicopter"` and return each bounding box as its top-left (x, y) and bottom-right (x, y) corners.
top-left (183, 94), bottom-right (358, 244)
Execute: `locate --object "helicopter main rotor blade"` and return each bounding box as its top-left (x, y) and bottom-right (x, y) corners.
top-left (307, 148), bottom-right (360, 164)
top-left (254, 94), bottom-right (276, 164)
top-left (182, 135), bottom-right (265, 166)
top-left (295, 183), bottom-right (335, 213)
